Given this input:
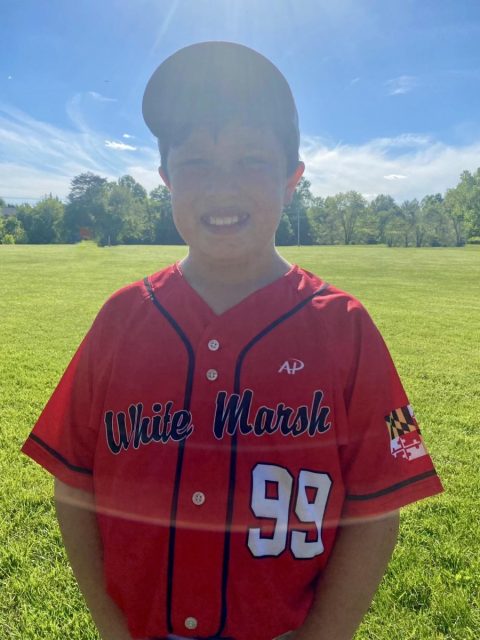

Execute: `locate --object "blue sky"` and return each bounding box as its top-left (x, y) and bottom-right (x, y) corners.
top-left (1, 0), bottom-right (480, 203)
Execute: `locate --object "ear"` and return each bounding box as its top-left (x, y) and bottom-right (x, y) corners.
top-left (158, 166), bottom-right (171, 190)
top-left (283, 161), bottom-right (305, 206)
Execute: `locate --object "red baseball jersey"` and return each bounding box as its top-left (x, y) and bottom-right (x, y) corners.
top-left (21, 262), bottom-right (443, 640)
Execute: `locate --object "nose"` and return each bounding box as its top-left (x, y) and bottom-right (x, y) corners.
top-left (203, 163), bottom-right (241, 197)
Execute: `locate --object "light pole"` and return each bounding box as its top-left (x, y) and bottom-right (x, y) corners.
top-left (297, 208), bottom-right (300, 246)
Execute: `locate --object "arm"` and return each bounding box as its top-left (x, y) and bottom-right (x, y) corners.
top-left (294, 510), bottom-right (400, 640)
top-left (54, 479), bottom-right (133, 640)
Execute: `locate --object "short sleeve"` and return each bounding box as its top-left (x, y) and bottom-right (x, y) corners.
top-left (21, 310), bottom-right (107, 493)
top-left (339, 304), bottom-right (443, 519)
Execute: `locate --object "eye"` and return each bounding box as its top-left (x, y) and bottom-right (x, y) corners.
top-left (242, 156), bottom-right (269, 167)
top-left (180, 158), bottom-right (209, 167)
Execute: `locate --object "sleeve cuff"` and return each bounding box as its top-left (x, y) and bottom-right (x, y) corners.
top-left (342, 471), bottom-right (444, 519)
top-left (21, 434), bottom-right (94, 493)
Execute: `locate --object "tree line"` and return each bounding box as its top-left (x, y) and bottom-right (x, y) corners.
top-left (1, 168), bottom-right (480, 246)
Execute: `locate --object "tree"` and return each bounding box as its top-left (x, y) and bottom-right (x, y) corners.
top-left (364, 195), bottom-right (400, 245)
top-left (444, 187), bottom-right (467, 246)
top-left (0, 215), bottom-right (27, 244)
top-left (275, 213), bottom-right (295, 245)
top-left (90, 184), bottom-right (153, 246)
top-left (444, 169), bottom-right (480, 244)
top-left (94, 185), bottom-right (128, 246)
top-left (118, 175), bottom-right (148, 201)
top-left (421, 194), bottom-right (454, 246)
top-left (464, 168), bottom-right (480, 238)
top-left (307, 197), bottom-right (339, 245)
top-left (282, 177), bottom-right (314, 245)
top-left (444, 187), bottom-right (466, 246)
top-left (148, 186), bottom-right (183, 244)
top-left (7, 164), bottom-right (480, 246)
top-left (381, 199), bottom-right (422, 247)
top-left (399, 199), bottom-right (422, 247)
top-left (64, 172), bottom-right (109, 242)
top-left (329, 191), bottom-right (367, 245)
top-left (14, 204), bottom-right (34, 242)
top-left (384, 210), bottom-right (409, 247)
top-left (26, 196), bottom-right (64, 243)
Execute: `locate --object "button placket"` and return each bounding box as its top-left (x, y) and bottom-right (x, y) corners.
top-left (173, 330), bottom-right (227, 634)
top-left (205, 337), bottom-right (220, 381)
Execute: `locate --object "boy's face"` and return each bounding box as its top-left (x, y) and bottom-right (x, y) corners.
top-left (159, 122), bottom-right (304, 265)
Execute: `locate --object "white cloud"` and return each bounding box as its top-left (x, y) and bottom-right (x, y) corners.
top-left (386, 75), bottom-right (418, 95)
top-left (0, 162), bottom-right (78, 202)
top-left (105, 140), bottom-right (137, 151)
top-left (125, 164), bottom-right (162, 190)
top-left (372, 134), bottom-right (432, 149)
top-left (0, 101), bottom-right (158, 200)
top-left (301, 133), bottom-right (480, 201)
top-left (88, 91), bottom-right (117, 102)
top-left (122, 133), bottom-right (134, 139)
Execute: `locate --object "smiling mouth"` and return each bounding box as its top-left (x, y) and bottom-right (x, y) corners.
top-left (201, 213), bottom-right (250, 227)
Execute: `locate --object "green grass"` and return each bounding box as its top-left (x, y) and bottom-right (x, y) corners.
top-left (1, 243), bottom-right (479, 639)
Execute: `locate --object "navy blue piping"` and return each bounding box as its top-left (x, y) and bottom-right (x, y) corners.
top-left (215, 282), bottom-right (330, 636)
top-left (28, 434), bottom-right (93, 474)
top-left (345, 470), bottom-right (438, 500)
top-left (143, 276), bottom-right (196, 634)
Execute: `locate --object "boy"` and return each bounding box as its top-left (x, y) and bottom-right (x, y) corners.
top-left (21, 42), bottom-right (443, 640)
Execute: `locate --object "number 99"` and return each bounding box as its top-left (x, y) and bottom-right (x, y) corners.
top-left (247, 463), bottom-right (332, 559)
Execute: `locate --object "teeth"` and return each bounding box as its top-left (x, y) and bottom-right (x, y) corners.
top-left (206, 215), bottom-right (241, 226)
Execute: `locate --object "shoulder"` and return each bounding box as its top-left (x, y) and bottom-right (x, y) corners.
top-left (294, 265), bottom-right (371, 325)
top-left (90, 262), bottom-right (178, 338)
top-left (294, 267), bottom-right (392, 385)
top-left (293, 265), bottom-right (385, 360)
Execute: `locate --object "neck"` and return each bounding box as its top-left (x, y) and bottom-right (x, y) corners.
top-left (179, 248), bottom-right (292, 289)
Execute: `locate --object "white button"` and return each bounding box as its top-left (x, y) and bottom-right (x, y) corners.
top-left (185, 617), bottom-right (198, 630)
top-left (192, 491), bottom-right (205, 505)
top-left (206, 369), bottom-right (218, 381)
top-left (208, 339), bottom-right (220, 351)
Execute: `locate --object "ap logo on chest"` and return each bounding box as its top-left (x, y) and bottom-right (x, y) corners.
top-left (278, 359), bottom-right (305, 375)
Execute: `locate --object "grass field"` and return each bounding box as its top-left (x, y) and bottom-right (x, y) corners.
top-left (1, 243), bottom-right (479, 640)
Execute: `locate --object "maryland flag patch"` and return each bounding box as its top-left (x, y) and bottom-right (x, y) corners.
top-left (385, 405), bottom-right (428, 461)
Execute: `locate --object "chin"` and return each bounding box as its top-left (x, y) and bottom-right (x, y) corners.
top-left (200, 246), bottom-right (254, 263)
